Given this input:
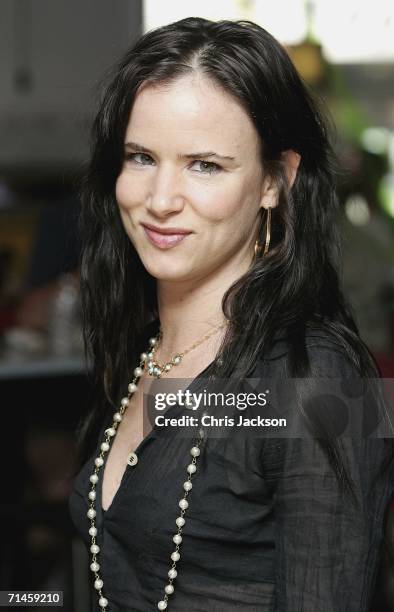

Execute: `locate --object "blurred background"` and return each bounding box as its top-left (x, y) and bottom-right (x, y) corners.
top-left (0, 1), bottom-right (393, 610)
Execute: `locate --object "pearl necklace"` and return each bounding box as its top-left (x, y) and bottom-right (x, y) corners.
top-left (86, 325), bottom-right (226, 611)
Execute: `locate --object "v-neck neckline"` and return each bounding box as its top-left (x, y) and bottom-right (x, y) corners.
top-left (98, 349), bottom-right (215, 519)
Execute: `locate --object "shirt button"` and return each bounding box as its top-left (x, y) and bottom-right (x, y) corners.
top-left (127, 452), bottom-right (138, 467)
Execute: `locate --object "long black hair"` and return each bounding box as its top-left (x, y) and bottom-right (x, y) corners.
top-left (78, 17), bottom-right (392, 499)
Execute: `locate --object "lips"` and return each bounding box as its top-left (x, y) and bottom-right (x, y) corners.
top-left (141, 223), bottom-right (192, 250)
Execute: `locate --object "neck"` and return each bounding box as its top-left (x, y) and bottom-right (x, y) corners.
top-left (156, 261), bottom-right (244, 356)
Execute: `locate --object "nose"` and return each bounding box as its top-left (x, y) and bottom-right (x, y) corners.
top-left (146, 163), bottom-right (185, 217)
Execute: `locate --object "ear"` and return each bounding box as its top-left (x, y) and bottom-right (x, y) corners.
top-left (259, 178), bottom-right (278, 210)
top-left (282, 149), bottom-right (301, 188)
top-left (259, 149), bottom-right (301, 210)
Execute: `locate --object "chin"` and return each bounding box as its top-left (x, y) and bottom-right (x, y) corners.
top-left (139, 255), bottom-right (196, 282)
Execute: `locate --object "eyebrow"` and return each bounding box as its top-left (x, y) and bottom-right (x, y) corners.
top-left (125, 141), bottom-right (235, 162)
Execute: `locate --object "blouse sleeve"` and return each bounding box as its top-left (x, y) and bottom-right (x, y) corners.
top-left (260, 345), bottom-right (393, 612)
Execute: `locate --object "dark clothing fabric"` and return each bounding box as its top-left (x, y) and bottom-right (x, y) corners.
top-left (69, 324), bottom-right (393, 611)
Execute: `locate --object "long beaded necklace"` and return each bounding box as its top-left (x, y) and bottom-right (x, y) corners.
top-left (86, 322), bottom-right (228, 611)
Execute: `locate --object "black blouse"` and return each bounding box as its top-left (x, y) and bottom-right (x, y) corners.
top-left (69, 326), bottom-right (393, 611)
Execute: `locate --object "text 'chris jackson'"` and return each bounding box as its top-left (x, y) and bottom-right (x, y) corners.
top-left (154, 414), bottom-right (287, 428)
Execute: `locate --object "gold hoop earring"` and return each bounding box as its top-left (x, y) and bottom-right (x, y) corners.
top-left (264, 207), bottom-right (271, 255)
top-left (254, 207), bottom-right (272, 257)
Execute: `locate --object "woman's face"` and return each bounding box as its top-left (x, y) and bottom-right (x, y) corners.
top-left (116, 74), bottom-right (272, 283)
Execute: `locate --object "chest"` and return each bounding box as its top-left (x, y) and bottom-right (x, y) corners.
top-left (101, 384), bottom-right (150, 511)
top-left (101, 358), bottom-right (214, 512)
top-left (98, 432), bottom-right (275, 569)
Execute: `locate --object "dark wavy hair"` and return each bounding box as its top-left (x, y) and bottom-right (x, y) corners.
top-left (78, 17), bottom-right (392, 500)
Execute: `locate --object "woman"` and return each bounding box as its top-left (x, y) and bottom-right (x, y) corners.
top-left (69, 17), bottom-right (393, 611)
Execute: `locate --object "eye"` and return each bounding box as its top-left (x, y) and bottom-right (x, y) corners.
top-left (124, 152), bottom-right (154, 165)
top-left (191, 160), bottom-right (221, 174)
top-left (123, 153), bottom-right (221, 174)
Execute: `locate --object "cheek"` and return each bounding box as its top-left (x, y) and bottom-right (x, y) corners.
top-left (195, 184), bottom-right (258, 226)
top-left (189, 184), bottom-right (247, 224)
top-left (115, 174), bottom-right (128, 210)
top-left (115, 172), bottom-right (144, 210)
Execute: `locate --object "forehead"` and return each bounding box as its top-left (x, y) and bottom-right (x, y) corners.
top-left (125, 74), bottom-right (259, 152)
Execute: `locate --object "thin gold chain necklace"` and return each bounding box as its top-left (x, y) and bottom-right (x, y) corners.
top-left (86, 321), bottom-right (228, 610)
top-left (146, 320), bottom-right (228, 377)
